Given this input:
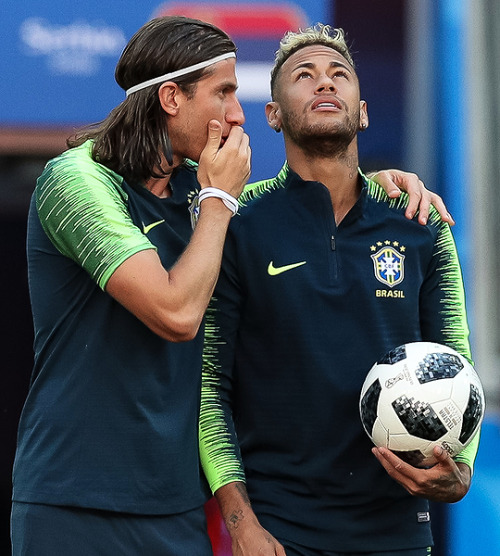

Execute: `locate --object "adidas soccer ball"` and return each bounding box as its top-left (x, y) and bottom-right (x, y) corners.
top-left (359, 342), bottom-right (485, 467)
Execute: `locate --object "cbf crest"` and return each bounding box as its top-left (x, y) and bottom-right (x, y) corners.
top-left (370, 241), bottom-right (406, 288)
top-left (187, 189), bottom-right (201, 230)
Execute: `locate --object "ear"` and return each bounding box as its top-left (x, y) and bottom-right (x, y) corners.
top-left (359, 100), bottom-right (369, 131)
top-left (158, 82), bottom-right (182, 116)
top-left (265, 101), bottom-right (282, 133)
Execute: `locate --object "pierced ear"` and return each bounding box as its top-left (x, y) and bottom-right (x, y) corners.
top-left (158, 82), bottom-right (180, 115)
top-left (359, 100), bottom-right (369, 131)
top-left (265, 101), bottom-right (282, 132)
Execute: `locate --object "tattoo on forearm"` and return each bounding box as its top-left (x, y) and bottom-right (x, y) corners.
top-left (228, 509), bottom-right (244, 529)
top-left (226, 483), bottom-right (252, 529)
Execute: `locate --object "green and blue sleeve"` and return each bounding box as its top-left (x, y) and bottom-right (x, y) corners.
top-left (36, 143), bottom-right (154, 290)
top-left (199, 231), bottom-right (246, 493)
top-left (420, 217), bottom-right (480, 471)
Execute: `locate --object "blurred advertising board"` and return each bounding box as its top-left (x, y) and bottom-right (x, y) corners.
top-left (1, 0), bottom-right (330, 179)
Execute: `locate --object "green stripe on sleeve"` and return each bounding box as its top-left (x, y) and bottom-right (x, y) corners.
top-left (199, 303), bottom-right (246, 493)
top-left (36, 143), bottom-right (154, 290)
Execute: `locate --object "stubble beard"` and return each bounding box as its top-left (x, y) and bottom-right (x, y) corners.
top-left (282, 110), bottom-right (359, 159)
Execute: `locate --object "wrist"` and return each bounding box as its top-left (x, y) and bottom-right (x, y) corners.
top-left (215, 481), bottom-right (257, 534)
top-left (196, 198), bottom-right (233, 228)
top-left (198, 187), bottom-right (239, 216)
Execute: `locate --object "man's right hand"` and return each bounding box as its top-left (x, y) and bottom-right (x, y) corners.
top-left (197, 120), bottom-right (251, 200)
top-left (215, 482), bottom-right (287, 556)
top-left (229, 521), bottom-right (287, 556)
top-left (231, 524), bottom-right (286, 556)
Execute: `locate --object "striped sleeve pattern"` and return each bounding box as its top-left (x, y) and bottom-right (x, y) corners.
top-left (432, 222), bottom-right (472, 361)
top-left (431, 221), bottom-right (480, 471)
top-left (199, 303), bottom-right (246, 493)
top-left (36, 143), bottom-right (154, 289)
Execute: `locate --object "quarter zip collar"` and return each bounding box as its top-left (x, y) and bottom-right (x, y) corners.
top-left (281, 162), bottom-right (370, 225)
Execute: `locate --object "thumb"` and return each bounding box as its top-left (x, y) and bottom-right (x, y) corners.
top-left (203, 119), bottom-right (222, 157)
top-left (433, 444), bottom-right (449, 464)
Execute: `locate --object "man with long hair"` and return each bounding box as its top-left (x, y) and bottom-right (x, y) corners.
top-left (11, 16), bottom-right (250, 555)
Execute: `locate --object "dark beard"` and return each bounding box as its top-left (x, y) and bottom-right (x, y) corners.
top-left (282, 114), bottom-right (359, 159)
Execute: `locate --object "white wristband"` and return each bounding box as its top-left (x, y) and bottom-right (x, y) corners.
top-left (198, 187), bottom-right (239, 216)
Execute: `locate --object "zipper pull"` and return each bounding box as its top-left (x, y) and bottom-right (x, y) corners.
top-left (331, 235), bottom-right (336, 251)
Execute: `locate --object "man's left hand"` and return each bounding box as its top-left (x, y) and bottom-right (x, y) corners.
top-left (372, 445), bottom-right (471, 503)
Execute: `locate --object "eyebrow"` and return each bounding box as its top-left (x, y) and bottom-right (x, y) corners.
top-left (292, 60), bottom-right (353, 73)
top-left (217, 80), bottom-right (239, 92)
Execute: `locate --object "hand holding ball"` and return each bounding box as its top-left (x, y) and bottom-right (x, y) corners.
top-left (359, 342), bottom-right (485, 467)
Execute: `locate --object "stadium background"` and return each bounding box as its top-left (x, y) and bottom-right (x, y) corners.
top-left (1, 0), bottom-right (499, 554)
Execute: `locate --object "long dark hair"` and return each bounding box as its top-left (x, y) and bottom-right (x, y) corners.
top-left (68, 16), bottom-right (236, 186)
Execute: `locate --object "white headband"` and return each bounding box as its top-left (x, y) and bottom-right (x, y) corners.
top-left (125, 52), bottom-right (236, 97)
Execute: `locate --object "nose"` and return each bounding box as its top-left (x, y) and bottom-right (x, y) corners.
top-left (226, 94), bottom-right (245, 126)
top-left (316, 73), bottom-right (337, 93)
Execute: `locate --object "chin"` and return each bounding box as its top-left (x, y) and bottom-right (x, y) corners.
top-left (182, 150), bottom-right (203, 164)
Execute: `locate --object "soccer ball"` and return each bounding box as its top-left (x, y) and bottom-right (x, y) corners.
top-left (359, 342), bottom-right (485, 467)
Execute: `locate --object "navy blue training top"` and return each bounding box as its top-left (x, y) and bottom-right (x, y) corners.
top-left (13, 143), bottom-right (208, 515)
top-left (200, 164), bottom-right (474, 552)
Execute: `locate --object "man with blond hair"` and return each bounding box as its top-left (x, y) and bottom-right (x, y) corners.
top-left (200, 24), bottom-right (477, 556)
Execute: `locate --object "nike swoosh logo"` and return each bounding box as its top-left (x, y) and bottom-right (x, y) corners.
top-left (267, 261), bottom-right (306, 276)
top-left (142, 219), bottom-right (165, 234)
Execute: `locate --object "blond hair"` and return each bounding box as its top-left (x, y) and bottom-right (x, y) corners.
top-left (270, 24), bottom-right (355, 99)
